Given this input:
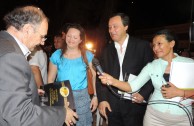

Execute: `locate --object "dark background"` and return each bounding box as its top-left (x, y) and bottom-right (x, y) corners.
top-left (0, 0), bottom-right (194, 54)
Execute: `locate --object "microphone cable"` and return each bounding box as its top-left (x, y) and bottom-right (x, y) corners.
top-left (106, 84), bottom-right (122, 98)
top-left (106, 84), bottom-right (147, 103)
top-left (106, 84), bottom-right (193, 126)
top-left (148, 100), bottom-right (193, 126)
top-left (93, 58), bottom-right (193, 125)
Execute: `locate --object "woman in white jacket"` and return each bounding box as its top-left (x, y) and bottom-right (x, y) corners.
top-left (98, 29), bottom-right (194, 126)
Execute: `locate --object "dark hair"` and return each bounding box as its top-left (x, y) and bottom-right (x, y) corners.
top-left (61, 23), bottom-right (86, 59)
top-left (54, 32), bottom-right (62, 38)
top-left (3, 6), bottom-right (48, 30)
top-left (60, 23), bottom-right (70, 33)
top-left (109, 13), bottom-right (130, 27)
top-left (153, 29), bottom-right (178, 52)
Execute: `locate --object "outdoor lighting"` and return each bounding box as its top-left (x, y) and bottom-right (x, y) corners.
top-left (85, 42), bottom-right (93, 50)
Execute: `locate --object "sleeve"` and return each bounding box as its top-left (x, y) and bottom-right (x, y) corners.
top-left (50, 49), bottom-right (61, 65)
top-left (130, 64), bottom-right (151, 92)
top-left (0, 53), bottom-right (65, 126)
top-left (137, 41), bottom-right (154, 101)
top-left (29, 50), bottom-right (40, 66)
top-left (86, 51), bottom-right (94, 63)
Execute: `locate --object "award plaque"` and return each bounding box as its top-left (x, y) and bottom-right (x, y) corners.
top-left (41, 80), bottom-right (75, 110)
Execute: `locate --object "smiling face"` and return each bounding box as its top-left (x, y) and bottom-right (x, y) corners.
top-left (152, 35), bottom-right (175, 59)
top-left (108, 16), bottom-right (128, 44)
top-left (65, 28), bottom-right (82, 49)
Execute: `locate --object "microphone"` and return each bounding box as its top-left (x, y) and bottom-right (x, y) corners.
top-left (92, 58), bottom-right (147, 103)
top-left (92, 58), bottom-right (121, 97)
top-left (92, 58), bottom-right (104, 76)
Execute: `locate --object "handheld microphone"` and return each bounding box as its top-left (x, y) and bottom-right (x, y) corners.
top-left (92, 58), bottom-right (147, 103)
top-left (92, 58), bottom-right (121, 98)
top-left (92, 58), bottom-right (104, 76)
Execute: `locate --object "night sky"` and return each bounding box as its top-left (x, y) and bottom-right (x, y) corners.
top-left (0, 0), bottom-right (193, 53)
top-left (0, 0), bottom-right (193, 32)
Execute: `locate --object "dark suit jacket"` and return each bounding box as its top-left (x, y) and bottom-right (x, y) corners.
top-left (96, 36), bottom-right (154, 111)
top-left (0, 31), bottom-right (65, 126)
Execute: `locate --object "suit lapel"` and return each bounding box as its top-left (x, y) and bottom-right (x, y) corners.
top-left (122, 36), bottom-right (133, 76)
top-left (110, 42), bottom-right (120, 79)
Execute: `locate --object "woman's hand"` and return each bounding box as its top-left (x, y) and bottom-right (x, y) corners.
top-left (98, 72), bottom-right (131, 92)
top-left (98, 73), bottom-right (116, 86)
top-left (161, 82), bottom-right (183, 99)
top-left (90, 96), bottom-right (98, 112)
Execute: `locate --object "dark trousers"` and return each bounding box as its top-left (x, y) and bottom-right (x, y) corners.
top-left (107, 99), bottom-right (146, 126)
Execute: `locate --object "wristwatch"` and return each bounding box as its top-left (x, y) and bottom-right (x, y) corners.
top-left (93, 94), bottom-right (97, 98)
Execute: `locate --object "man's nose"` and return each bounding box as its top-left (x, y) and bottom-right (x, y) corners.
top-left (40, 41), bottom-right (45, 45)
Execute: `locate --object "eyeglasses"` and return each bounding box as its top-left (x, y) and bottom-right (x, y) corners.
top-left (41, 36), bottom-right (47, 42)
top-left (30, 24), bottom-right (47, 42)
top-left (37, 32), bottom-right (47, 42)
top-left (40, 34), bottom-right (47, 42)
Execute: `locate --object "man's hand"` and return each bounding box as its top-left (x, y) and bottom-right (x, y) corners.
top-left (37, 89), bottom-right (45, 96)
top-left (90, 96), bottom-right (98, 112)
top-left (98, 101), bottom-right (112, 120)
top-left (132, 93), bottom-right (145, 103)
top-left (65, 107), bottom-right (78, 126)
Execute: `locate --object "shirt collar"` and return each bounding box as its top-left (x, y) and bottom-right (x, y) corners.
top-left (7, 31), bottom-right (31, 58)
top-left (114, 34), bottom-right (129, 48)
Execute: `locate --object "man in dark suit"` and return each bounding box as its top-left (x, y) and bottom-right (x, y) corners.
top-left (96, 13), bottom-right (154, 126)
top-left (0, 6), bottom-right (77, 126)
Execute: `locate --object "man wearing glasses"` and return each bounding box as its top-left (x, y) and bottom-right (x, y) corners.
top-left (0, 6), bottom-right (78, 126)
